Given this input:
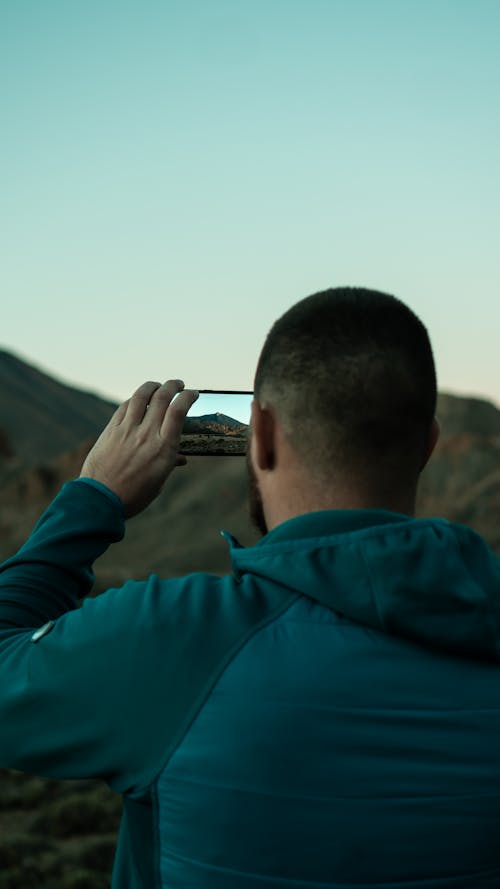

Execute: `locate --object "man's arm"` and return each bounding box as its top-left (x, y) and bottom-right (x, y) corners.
top-left (0, 378), bottom-right (198, 629)
top-left (0, 479), bottom-right (125, 630)
top-left (0, 379), bottom-right (199, 791)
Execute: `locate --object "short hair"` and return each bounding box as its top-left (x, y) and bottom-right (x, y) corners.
top-left (254, 287), bottom-right (437, 486)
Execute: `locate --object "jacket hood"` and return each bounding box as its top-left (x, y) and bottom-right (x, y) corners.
top-left (224, 510), bottom-right (500, 661)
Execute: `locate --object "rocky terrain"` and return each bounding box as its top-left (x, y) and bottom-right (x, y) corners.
top-left (180, 412), bottom-right (249, 455)
top-left (1, 348), bottom-right (500, 886)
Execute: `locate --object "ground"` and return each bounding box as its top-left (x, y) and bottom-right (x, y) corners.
top-left (0, 769), bottom-right (121, 888)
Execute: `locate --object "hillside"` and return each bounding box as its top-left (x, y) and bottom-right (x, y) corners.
top-left (184, 412), bottom-right (249, 435)
top-left (0, 349), bottom-right (117, 464)
top-left (417, 393), bottom-right (500, 552)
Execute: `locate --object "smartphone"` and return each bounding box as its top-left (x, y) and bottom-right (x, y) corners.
top-left (179, 390), bottom-right (253, 456)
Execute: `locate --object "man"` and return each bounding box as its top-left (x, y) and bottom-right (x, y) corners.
top-left (1, 287), bottom-right (500, 888)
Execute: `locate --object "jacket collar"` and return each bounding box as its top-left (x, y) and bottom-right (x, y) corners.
top-left (256, 509), bottom-right (413, 545)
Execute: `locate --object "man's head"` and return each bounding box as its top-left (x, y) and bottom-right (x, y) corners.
top-left (247, 287), bottom-right (439, 534)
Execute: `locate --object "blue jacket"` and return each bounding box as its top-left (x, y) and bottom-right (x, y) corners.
top-left (1, 478), bottom-right (500, 888)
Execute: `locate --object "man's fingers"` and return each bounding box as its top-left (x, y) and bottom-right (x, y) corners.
top-left (110, 399), bottom-right (130, 426)
top-left (125, 381), bottom-right (162, 424)
top-left (160, 388), bottom-right (199, 442)
top-left (142, 379), bottom-right (185, 428)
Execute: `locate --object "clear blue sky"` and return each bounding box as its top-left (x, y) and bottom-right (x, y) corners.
top-left (2, 0), bottom-right (499, 406)
top-left (192, 392), bottom-right (253, 425)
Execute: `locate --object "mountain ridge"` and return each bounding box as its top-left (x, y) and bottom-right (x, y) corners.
top-left (0, 349), bottom-right (117, 464)
top-left (183, 412), bottom-right (248, 436)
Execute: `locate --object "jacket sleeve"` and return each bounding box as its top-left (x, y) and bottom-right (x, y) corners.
top-left (0, 480), bottom-right (247, 797)
top-left (0, 479), bottom-right (297, 797)
top-left (0, 480), bottom-right (153, 792)
top-left (0, 479), bottom-right (125, 629)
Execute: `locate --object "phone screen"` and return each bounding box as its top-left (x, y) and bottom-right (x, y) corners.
top-left (179, 390), bottom-right (253, 456)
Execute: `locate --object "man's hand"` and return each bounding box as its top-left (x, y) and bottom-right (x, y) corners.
top-left (80, 380), bottom-right (199, 518)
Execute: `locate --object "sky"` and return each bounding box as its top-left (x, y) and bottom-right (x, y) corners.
top-left (2, 0), bottom-right (499, 407)
top-left (191, 392), bottom-right (253, 424)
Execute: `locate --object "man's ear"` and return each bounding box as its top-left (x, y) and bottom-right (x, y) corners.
top-left (251, 400), bottom-right (276, 471)
top-left (420, 416), bottom-right (440, 471)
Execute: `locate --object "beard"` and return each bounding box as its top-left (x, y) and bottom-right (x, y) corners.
top-left (245, 441), bottom-right (268, 537)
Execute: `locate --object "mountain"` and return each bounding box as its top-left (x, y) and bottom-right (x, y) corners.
top-left (1, 352), bottom-right (500, 583)
top-left (0, 349), bottom-right (117, 464)
top-left (433, 393), bottom-right (500, 437)
top-left (183, 412), bottom-right (248, 435)
top-left (417, 393), bottom-right (500, 552)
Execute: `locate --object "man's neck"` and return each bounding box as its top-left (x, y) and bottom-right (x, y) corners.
top-left (263, 479), bottom-right (417, 532)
